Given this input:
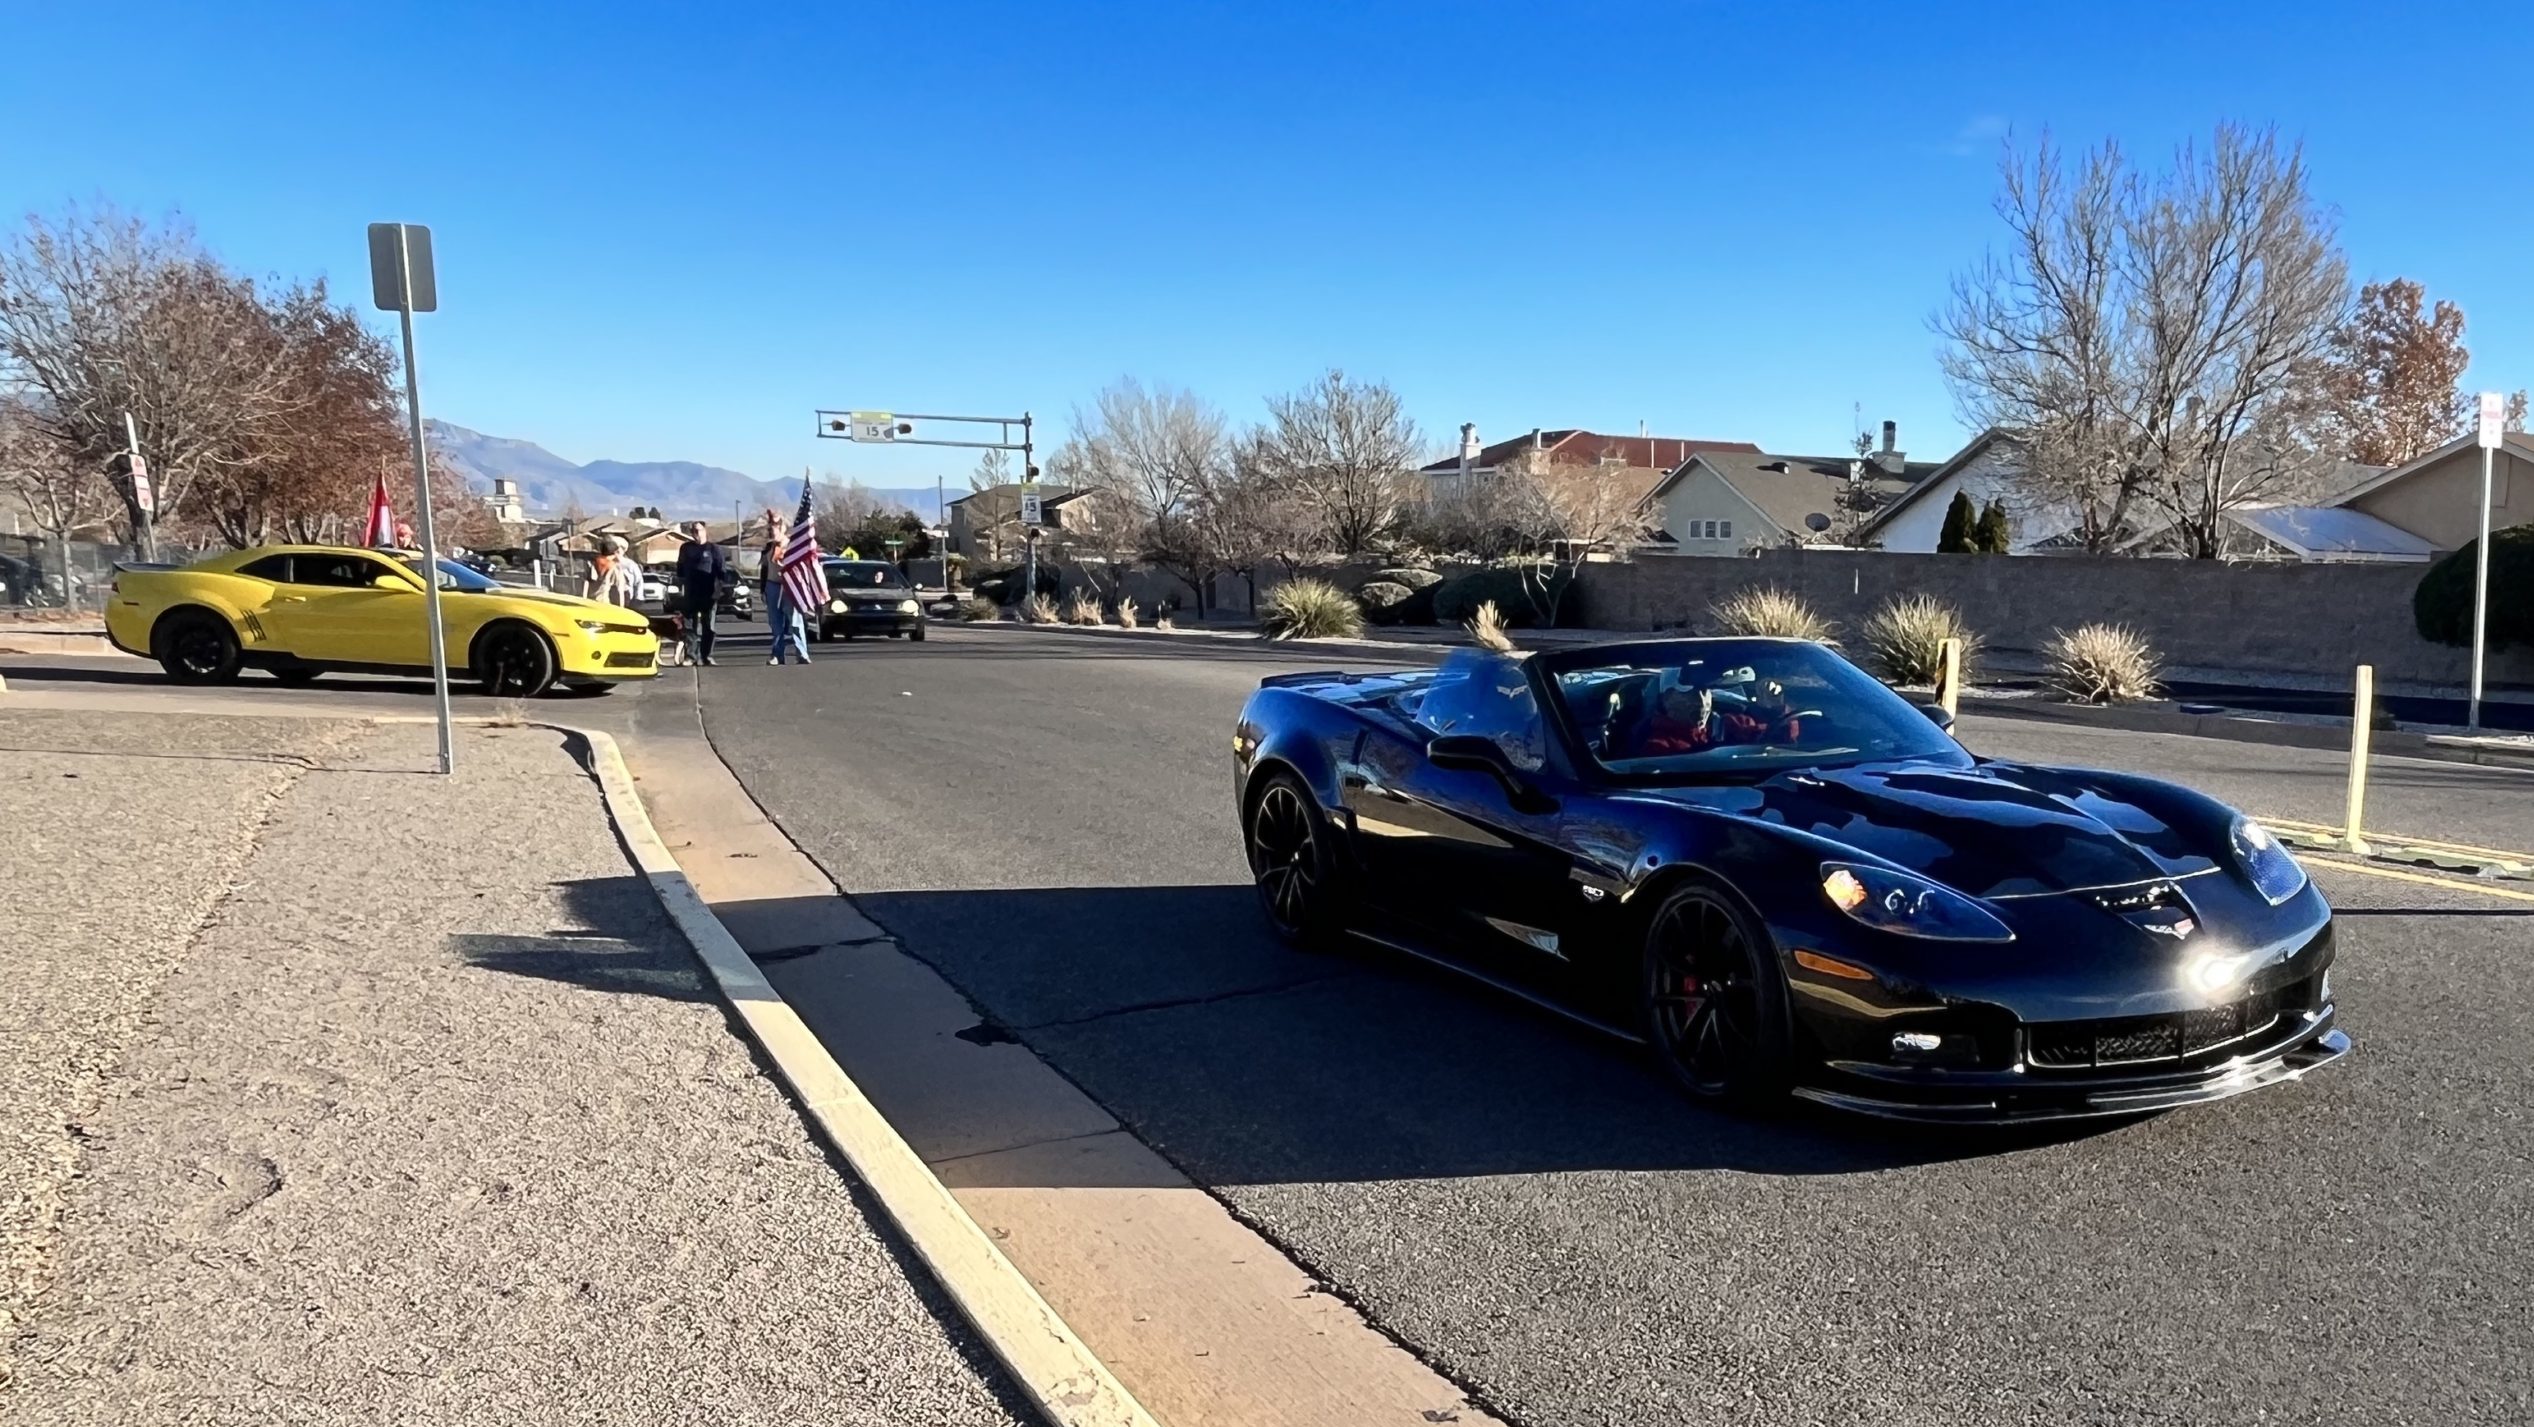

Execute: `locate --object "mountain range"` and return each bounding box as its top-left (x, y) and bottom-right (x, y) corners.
top-left (426, 421), bottom-right (945, 522)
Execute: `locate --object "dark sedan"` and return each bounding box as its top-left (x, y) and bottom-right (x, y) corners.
top-left (811, 559), bottom-right (926, 642)
top-left (1231, 637), bottom-right (2347, 1124)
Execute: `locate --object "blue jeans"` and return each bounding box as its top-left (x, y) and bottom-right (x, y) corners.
top-left (765, 581), bottom-right (810, 663)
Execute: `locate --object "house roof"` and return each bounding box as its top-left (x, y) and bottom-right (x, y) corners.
top-left (1419, 430), bottom-right (1760, 475)
top-left (1644, 449), bottom-right (1937, 538)
top-left (2329, 429), bottom-right (2534, 507)
top-left (2225, 504), bottom-right (2437, 562)
top-left (1849, 428), bottom-right (2012, 539)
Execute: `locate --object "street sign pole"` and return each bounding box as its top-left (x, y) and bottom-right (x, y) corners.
top-left (122, 411), bottom-right (156, 563)
top-left (2470, 391), bottom-right (2503, 731)
top-left (371, 222), bottom-right (454, 775)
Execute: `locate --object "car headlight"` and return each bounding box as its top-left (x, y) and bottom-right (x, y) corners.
top-left (2230, 817), bottom-right (2307, 905)
top-left (1820, 862), bottom-right (2015, 942)
top-left (898, 598), bottom-right (919, 614)
top-left (573, 619), bottom-right (611, 634)
top-left (829, 598), bottom-right (847, 613)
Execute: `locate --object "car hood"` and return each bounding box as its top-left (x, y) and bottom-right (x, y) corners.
top-left (473, 589), bottom-right (638, 622)
top-left (1622, 759), bottom-right (2226, 900)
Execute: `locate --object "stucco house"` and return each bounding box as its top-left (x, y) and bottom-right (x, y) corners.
top-left (1639, 423), bottom-right (1935, 553)
top-left (2327, 429), bottom-right (2534, 552)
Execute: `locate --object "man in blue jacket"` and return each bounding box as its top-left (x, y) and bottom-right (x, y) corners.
top-left (673, 523), bottom-right (729, 666)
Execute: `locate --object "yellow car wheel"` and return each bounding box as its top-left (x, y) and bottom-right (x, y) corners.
top-left (472, 622), bottom-right (557, 698)
top-left (154, 609), bottom-right (243, 685)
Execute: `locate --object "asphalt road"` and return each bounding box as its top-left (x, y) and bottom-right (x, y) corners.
top-left (687, 623), bottom-right (2534, 1427)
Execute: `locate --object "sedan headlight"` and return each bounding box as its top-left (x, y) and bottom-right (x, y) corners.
top-left (1820, 862), bottom-right (2014, 942)
top-left (830, 598), bottom-right (848, 614)
top-left (897, 598), bottom-right (920, 614)
top-left (2230, 817), bottom-right (2308, 905)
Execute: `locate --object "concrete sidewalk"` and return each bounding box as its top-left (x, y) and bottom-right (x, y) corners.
top-left (0, 709), bottom-right (1024, 1426)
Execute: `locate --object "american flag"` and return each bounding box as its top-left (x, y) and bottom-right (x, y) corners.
top-left (778, 476), bottom-right (826, 618)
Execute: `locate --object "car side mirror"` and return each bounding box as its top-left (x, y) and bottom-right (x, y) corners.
top-left (1915, 701), bottom-right (1956, 734)
top-left (1427, 734), bottom-right (1557, 813)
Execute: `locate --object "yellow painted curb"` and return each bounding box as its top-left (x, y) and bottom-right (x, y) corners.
top-left (565, 724), bottom-right (1159, 1427)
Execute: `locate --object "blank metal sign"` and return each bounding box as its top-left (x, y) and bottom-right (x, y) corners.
top-left (366, 223), bottom-right (437, 313)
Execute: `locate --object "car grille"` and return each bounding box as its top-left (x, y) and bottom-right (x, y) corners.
top-left (2027, 1000), bottom-right (2279, 1070)
top-left (604, 650), bottom-right (656, 669)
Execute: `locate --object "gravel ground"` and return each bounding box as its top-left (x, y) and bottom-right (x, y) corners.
top-left (0, 712), bottom-right (1023, 1427)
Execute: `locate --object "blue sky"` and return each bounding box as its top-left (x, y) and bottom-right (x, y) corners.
top-left (5, 0), bottom-right (2527, 489)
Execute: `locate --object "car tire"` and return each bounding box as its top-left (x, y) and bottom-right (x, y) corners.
top-left (1244, 769), bottom-right (1352, 951)
top-left (153, 609), bottom-right (242, 685)
top-left (269, 667), bottom-right (322, 686)
top-left (1639, 878), bottom-right (1795, 1111)
top-left (471, 622), bottom-right (558, 698)
top-left (910, 625), bottom-right (927, 642)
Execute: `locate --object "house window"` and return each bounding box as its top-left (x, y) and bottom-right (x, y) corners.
top-left (1701, 520), bottom-right (1718, 539)
top-left (1719, 520), bottom-right (1733, 540)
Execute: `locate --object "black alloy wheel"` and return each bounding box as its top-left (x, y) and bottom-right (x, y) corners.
top-left (155, 611), bottom-right (242, 685)
top-left (1642, 881), bottom-right (1793, 1108)
top-left (1246, 773), bottom-right (1345, 948)
top-left (474, 623), bottom-right (557, 697)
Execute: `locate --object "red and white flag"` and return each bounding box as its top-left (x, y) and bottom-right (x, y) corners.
top-left (361, 471), bottom-right (395, 547)
top-left (779, 475), bottom-right (826, 617)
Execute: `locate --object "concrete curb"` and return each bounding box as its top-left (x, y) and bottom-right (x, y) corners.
top-left (0, 629), bottom-right (120, 657)
top-left (562, 723), bottom-right (1160, 1427)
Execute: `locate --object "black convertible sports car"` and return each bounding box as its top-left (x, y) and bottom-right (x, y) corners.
top-left (1230, 637), bottom-right (2349, 1123)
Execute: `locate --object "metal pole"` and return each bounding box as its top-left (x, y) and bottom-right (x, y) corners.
top-left (395, 237), bottom-right (455, 775)
top-left (2469, 443), bottom-right (2494, 731)
top-left (2343, 664), bottom-right (2374, 855)
top-left (122, 411), bottom-right (156, 563)
top-left (937, 473), bottom-right (948, 591)
top-left (1021, 411), bottom-right (1036, 605)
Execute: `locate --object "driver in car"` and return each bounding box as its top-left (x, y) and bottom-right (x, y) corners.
top-left (1634, 677), bottom-right (1803, 756)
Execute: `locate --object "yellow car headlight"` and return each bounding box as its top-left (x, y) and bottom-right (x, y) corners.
top-left (574, 619), bottom-right (611, 634)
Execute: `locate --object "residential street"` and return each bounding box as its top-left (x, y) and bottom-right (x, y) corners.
top-left (684, 622), bottom-right (2534, 1427)
top-left (0, 709), bottom-right (1024, 1426)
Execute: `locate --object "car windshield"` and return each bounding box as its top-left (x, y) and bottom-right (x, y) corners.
top-left (398, 555), bottom-right (502, 593)
top-left (1541, 638), bottom-right (1970, 779)
top-left (826, 561), bottom-right (905, 590)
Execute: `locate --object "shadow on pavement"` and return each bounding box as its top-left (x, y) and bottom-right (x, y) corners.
top-left (832, 882), bottom-right (2107, 1185)
top-left (450, 876), bottom-right (717, 1003)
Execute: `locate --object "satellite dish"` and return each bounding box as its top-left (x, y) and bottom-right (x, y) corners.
top-left (1804, 513), bottom-right (1833, 533)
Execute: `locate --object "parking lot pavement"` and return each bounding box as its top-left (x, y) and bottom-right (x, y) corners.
top-left (0, 709), bottom-right (1023, 1426)
top-left (700, 625), bottom-right (2534, 1427)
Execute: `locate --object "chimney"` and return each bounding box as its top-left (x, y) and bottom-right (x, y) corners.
top-left (1875, 420), bottom-right (1907, 475)
top-left (1530, 427), bottom-right (1544, 452)
top-left (1459, 422), bottom-right (1480, 463)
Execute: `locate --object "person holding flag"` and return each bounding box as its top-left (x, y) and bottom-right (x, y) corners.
top-left (772, 477), bottom-right (826, 667)
top-left (759, 505), bottom-right (809, 665)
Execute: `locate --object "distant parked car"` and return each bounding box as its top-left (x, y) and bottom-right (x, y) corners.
top-left (636, 570), bottom-right (668, 604)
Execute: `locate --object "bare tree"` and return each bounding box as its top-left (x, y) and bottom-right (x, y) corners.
top-left (813, 475), bottom-right (881, 549)
top-left (1252, 369), bottom-right (1419, 555)
top-left (1488, 453), bottom-right (1648, 621)
top-left (1071, 378), bottom-right (1235, 612)
top-left (0, 207), bottom-right (307, 552)
top-left (1938, 125), bottom-right (2352, 557)
top-left (0, 396), bottom-right (115, 546)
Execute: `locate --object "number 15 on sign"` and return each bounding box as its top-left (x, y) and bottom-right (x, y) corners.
top-left (850, 411), bottom-right (898, 443)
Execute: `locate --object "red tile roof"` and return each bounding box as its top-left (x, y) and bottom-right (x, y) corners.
top-left (1422, 430), bottom-right (1761, 474)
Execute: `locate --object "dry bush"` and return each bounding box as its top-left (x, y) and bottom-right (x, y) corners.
top-left (959, 595), bottom-right (1000, 622)
top-left (1708, 586), bottom-right (1838, 644)
top-left (1115, 594), bottom-right (1141, 629)
top-left (1259, 577), bottom-right (1365, 640)
top-left (2045, 623), bottom-right (2163, 703)
top-left (1467, 599), bottom-right (1515, 653)
top-left (1019, 592), bottom-right (1059, 624)
top-left (1062, 587), bottom-right (1104, 626)
top-left (1861, 593), bottom-right (1982, 686)
top-left (1155, 612), bottom-right (1176, 631)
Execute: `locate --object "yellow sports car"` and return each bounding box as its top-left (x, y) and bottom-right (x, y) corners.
top-left (106, 544), bottom-right (659, 696)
